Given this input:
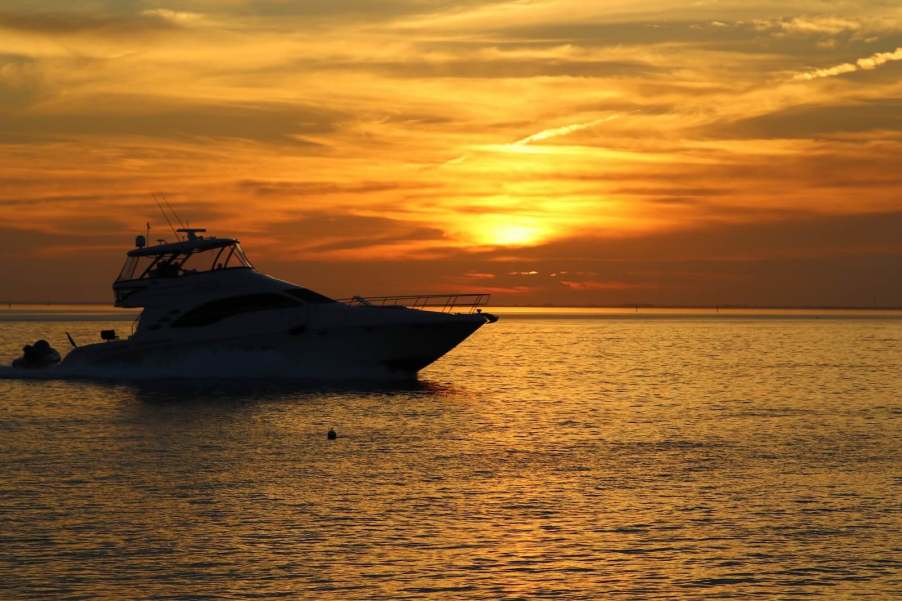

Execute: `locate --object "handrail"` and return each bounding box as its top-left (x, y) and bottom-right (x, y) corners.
top-left (339, 293), bottom-right (490, 314)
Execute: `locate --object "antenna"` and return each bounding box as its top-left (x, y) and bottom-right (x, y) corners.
top-left (160, 193), bottom-right (188, 230)
top-left (153, 194), bottom-right (179, 240)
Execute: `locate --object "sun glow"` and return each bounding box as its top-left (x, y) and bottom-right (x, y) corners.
top-left (1, 1), bottom-right (900, 306)
top-left (473, 218), bottom-right (549, 247)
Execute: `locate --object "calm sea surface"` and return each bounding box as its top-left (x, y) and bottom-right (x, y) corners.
top-left (1, 306), bottom-right (900, 599)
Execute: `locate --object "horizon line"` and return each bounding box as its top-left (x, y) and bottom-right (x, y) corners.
top-left (2, 301), bottom-right (902, 311)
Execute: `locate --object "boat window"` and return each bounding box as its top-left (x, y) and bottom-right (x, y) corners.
top-left (283, 288), bottom-right (336, 304)
top-left (117, 257), bottom-right (138, 281)
top-left (172, 294), bottom-right (301, 328)
top-left (179, 243), bottom-right (253, 274)
top-left (118, 256), bottom-right (160, 281)
top-left (116, 242), bottom-right (254, 282)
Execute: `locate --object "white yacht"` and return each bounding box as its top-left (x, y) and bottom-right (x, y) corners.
top-left (57, 228), bottom-right (497, 378)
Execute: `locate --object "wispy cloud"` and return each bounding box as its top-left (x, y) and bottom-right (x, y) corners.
top-left (559, 279), bottom-right (644, 291)
top-left (775, 16), bottom-right (861, 35)
top-left (794, 47), bottom-right (902, 80)
top-left (142, 9), bottom-right (206, 26)
top-left (513, 114), bottom-right (622, 146)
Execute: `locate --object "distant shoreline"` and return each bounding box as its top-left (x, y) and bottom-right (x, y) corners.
top-left (2, 302), bottom-right (901, 311)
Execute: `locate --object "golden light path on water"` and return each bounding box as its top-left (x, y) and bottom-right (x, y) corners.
top-left (1, 306), bottom-right (900, 598)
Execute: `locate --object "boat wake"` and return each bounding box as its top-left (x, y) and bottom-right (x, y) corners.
top-left (0, 352), bottom-right (418, 382)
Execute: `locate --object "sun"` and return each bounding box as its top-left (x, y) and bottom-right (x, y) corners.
top-left (472, 217), bottom-right (549, 247)
top-left (491, 223), bottom-right (542, 246)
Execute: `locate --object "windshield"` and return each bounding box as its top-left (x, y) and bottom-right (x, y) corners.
top-left (116, 243), bottom-right (253, 282)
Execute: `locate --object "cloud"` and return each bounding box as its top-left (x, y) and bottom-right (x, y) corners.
top-left (0, 10), bottom-right (180, 36)
top-left (0, 96), bottom-right (342, 145)
top-left (1, 1), bottom-right (901, 305)
top-left (772, 17), bottom-right (862, 35)
top-left (7, 208), bottom-right (902, 305)
top-left (0, 193), bottom-right (118, 208)
top-left (513, 114), bottom-right (622, 146)
top-left (559, 279), bottom-right (644, 291)
top-left (329, 57), bottom-right (663, 79)
top-left (137, 0), bottom-right (515, 25)
top-left (0, 53), bottom-right (44, 108)
top-left (264, 213), bottom-right (447, 258)
top-left (494, 20), bottom-right (742, 48)
top-left (447, 284), bottom-right (536, 295)
top-left (794, 47), bottom-right (902, 80)
top-left (141, 9), bottom-right (206, 26)
top-left (238, 179), bottom-right (437, 198)
top-left (713, 99), bottom-right (902, 138)
top-left (856, 47), bottom-right (902, 69)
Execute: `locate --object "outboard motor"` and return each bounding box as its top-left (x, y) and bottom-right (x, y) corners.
top-left (12, 339), bottom-right (62, 369)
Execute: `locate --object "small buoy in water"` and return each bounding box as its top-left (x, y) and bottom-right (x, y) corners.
top-left (327, 428), bottom-right (337, 440)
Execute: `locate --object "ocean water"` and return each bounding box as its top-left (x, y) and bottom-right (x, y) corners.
top-left (1, 306), bottom-right (900, 599)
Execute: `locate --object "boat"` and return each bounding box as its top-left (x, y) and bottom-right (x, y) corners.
top-left (50, 228), bottom-right (498, 378)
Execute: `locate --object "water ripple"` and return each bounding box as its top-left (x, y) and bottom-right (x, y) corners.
top-left (1, 313), bottom-right (900, 598)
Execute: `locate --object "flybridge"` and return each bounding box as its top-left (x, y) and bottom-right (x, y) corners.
top-left (177, 227), bottom-right (206, 240)
top-left (117, 226), bottom-right (253, 286)
top-left (127, 237), bottom-right (237, 257)
top-left (128, 228), bottom-right (234, 257)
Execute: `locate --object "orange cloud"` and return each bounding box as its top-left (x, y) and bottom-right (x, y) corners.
top-left (559, 280), bottom-right (646, 291)
top-left (1, 2), bottom-right (901, 305)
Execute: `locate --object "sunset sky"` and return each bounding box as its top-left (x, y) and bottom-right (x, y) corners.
top-left (1, 1), bottom-right (901, 305)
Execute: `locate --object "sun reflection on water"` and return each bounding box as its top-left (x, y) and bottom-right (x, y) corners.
top-left (1, 309), bottom-right (900, 598)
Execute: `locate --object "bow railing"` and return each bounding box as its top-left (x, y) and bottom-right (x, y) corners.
top-left (339, 293), bottom-right (490, 314)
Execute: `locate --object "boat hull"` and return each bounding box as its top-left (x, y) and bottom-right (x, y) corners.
top-left (59, 315), bottom-right (488, 379)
